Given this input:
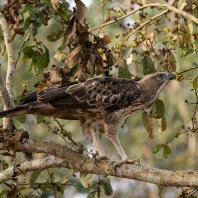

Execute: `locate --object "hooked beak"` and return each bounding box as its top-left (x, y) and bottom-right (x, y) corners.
top-left (168, 73), bottom-right (176, 80)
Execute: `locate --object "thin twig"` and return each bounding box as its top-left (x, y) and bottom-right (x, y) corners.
top-left (89, 1), bottom-right (198, 32)
top-left (181, 66), bottom-right (198, 74)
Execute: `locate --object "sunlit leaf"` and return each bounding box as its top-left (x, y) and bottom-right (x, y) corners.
top-left (54, 51), bottom-right (64, 63)
top-left (142, 56), bottom-right (155, 75)
top-left (58, 35), bottom-right (68, 50)
top-left (192, 76), bottom-right (198, 90)
top-left (153, 144), bottom-right (164, 153)
top-left (156, 116), bottom-right (167, 132)
top-left (80, 173), bottom-right (95, 188)
top-left (163, 145), bottom-right (171, 159)
top-left (149, 99), bottom-right (165, 119)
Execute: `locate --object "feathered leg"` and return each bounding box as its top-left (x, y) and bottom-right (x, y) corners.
top-left (105, 124), bottom-right (139, 167)
top-left (90, 124), bottom-right (106, 158)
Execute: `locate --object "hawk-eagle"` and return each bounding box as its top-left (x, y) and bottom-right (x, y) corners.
top-left (0, 72), bottom-right (175, 164)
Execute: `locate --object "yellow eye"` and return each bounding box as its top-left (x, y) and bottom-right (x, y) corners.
top-left (157, 76), bottom-right (161, 80)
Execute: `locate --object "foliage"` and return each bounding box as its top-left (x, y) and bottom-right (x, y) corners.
top-left (0, 0), bottom-right (198, 197)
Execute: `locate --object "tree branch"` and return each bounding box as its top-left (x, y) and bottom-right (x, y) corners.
top-left (1, 137), bottom-right (198, 187)
top-left (89, 1), bottom-right (198, 32)
top-left (0, 155), bottom-right (70, 184)
top-left (0, 12), bottom-right (15, 130)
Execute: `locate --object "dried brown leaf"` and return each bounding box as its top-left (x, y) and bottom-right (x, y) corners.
top-left (75, 61), bottom-right (84, 81)
top-left (51, 0), bottom-right (60, 10)
top-left (65, 14), bottom-right (76, 45)
top-left (49, 65), bottom-right (63, 85)
top-left (64, 46), bottom-right (82, 69)
top-left (87, 54), bottom-right (96, 75)
top-left (75, 0), bottom-right (88, 26)
top-left (142, 111), bottom-right (154, 138)
top-left (6, 186), bottom-right (17, 198)
top-left (167, 52), bottom-right (176, 72)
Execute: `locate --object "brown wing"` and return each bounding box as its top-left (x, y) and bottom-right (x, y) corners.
top-left (66, 77), bottom-right (141, 110)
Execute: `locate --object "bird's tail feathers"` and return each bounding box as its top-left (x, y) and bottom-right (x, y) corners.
top-left (0, 105), bottom-right (28, 118)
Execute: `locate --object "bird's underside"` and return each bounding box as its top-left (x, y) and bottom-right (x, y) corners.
top-left (0, 72), bottom-right (175, 165)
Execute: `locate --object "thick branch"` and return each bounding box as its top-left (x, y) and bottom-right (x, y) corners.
top-left (1, 138), bottom-right (198, 187)
top-left (89, 1), bottom-right (198, 32)
top-left (0, 156), bottom-right (70, 183)
top-left (0, 12), bottom-right (15, 130)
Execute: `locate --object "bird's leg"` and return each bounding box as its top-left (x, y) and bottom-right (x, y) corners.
top-left (90, 125), bottom-right (108, 164)
top-left (105, 125), bottom-right (140, 169)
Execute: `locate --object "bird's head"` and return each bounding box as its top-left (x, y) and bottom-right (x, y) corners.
top-left (138, 72), bottom-right (176, 96)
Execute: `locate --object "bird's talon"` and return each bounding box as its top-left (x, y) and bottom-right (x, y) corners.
top-left (94, 155), bottom-right (108, 167)
top-left (114, 158), bottom-right (140, 173)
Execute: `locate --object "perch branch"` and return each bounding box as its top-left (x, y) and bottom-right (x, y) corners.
top-left (1, 138), bottom-right (198, 187)
top-left (0, 156), bottom-right (70, 184)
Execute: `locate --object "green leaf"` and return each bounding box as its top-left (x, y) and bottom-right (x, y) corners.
top-left (87, 191), bottom-right (97, 198)
top-left (54, 50), bottom-right (64, 63)
top-left (23, 46), bottom-right (35, 63)
top-left (158, 185), bottom-right (164, 198)
top-left (58, 35), bottom-right (68, 50)
top-left (0, 189), bottom-right (8, 197)
top-left (192, 7), bottom-right (198, 26)
top-left (34, 114), bottom-right (44, 124)
top-left (19, 16), bottom-right (31, 30)
top-left (142, 111), bottom-right (154, 138)
top-left (57, 186), bottom-right (64, 195)
top-left (57, 3), bottom-right (70, 21)
top-left (29, 170), bottom-right (41, 187)
top-left (192, 62), bottom-right (198, 67)
top-left (156, 116), bottom-right (167, 132)
top-left (142, 56), bottom-right (155, 75)
top-left (15, 115), bottom-right (26, 123)
top-left (101, 177), bottom-right (113, 196)
top-left (43, 44), bottom-right (50, 68)
top-left (30, 10), bottom-right (38, 21)
top-left (80, 173), bottom-right (95, 188)
top-left (118, 67), bottom-right (131, 78)
top-left (192, 76), bottom-right (198, 90)
top-left (190, 196), bottom-right (197, 198)
top-left (184, 43), bottom-right (194, 56)
top-left (149, 99), bottom-right (165, 119)
top-left (28, 52), bottom-right (43, 74)
top-left (47, 30), bottom-right (62, 42)
top-left (163, 145), bottom-right (171, 159)
top-left (20, 4), bottom-right (33, 14)
top-left (153, 144), bottom-right (164, 153)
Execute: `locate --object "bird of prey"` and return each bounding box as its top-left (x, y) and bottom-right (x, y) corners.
top-left (0, 72), bottom-right (175, 165)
